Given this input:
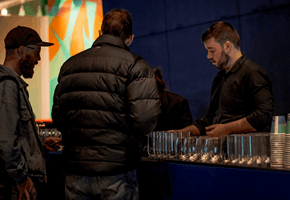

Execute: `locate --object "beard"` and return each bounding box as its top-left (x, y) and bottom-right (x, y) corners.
top-left (19, 59), bottom-right (34, 78)
top-left (216, 50), bottom-right (230, 70)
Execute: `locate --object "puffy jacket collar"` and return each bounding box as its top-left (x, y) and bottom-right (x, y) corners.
top-left (92, 34), bottom-right (130, 51)
top-left (0, 64), bottom-right (28, 89)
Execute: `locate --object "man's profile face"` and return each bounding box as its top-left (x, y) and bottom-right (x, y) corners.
top-left (19, 45), bottom-right (41, 78)
top-left (204, 37), bottom-right (230, 70)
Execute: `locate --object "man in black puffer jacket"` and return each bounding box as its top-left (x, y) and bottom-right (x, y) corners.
top-left (52, 8), bottom-right (160, 200)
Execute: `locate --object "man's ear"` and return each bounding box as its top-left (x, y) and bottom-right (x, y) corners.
top-left (99, 30), bottom-right (103, 36)
top-left (223, 41), bottom-right (232, 53)
top-left (17, 46), bottom-right (25, 58)
top-left (125, 34), bottom-right (134, 46)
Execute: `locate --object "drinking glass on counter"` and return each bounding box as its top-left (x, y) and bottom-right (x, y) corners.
top-left (162, 132), bottom-right (169, 159)
top-left (196, 136), bottom-right (209, 163)
top-left (156, 131), bottom-right (162, 159)
top-left (168, 132), bottom-right (177, 160)
top-left (147, 132), bottom-right (156, 159)
top-left (176, 132), bottom-right (190, 161)
top-left (224, 134), bottom-right (249, 165)
top-left (239, 134), bottom-right (250, 166)
top-left (223, 135), bottom-right (234, 164)
top-left (188, 136), bottom-right (198, 162)
top-left (260, 133), bottom-right (270, 167)
top-left (252, 133), bottom-right (269, 167)
top-left (208, 137), bottom-right (222, 163)
top-left (147, 131), bottom-right (273, 169)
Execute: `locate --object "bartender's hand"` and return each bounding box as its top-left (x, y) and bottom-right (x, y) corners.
top-left (44, 137), bottom-right (63, 151)
top-left (17, 177), bottom-right (36, 200)
top-left (206, 118), bottom-right (256, 137)
top-left (205, 124), bottom-right (231, 137)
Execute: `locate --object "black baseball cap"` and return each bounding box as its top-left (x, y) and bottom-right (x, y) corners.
top-left (4, 26), bottom-right (54, 50)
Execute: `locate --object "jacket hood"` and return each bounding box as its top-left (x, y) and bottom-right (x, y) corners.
top-left (0, 64), bottom-right (28, 88)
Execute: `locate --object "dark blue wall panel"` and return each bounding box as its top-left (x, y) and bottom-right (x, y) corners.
top-left (103, 0), bottom-right (290, 120)
top-left (130, 34), bottom-right (170, 86)
top-left (238, 0), bottom-right (272, 15)
top-left (165, 0), bottom-right (239, 30)
top-left (102, 0), bottom-right (166, 37)
top-left (167, 24), bottom-right (214, 119)
top-left (271, 0), bottom-right (290, 7)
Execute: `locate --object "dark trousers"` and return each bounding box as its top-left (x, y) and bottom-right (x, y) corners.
top-left (65, 170), bottom-right (139, 200)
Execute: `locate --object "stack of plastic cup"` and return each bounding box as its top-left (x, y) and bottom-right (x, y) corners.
top-left (270, 115), bottom-right (286, 169)
top-left (284, 114), bottom-right (290, 169)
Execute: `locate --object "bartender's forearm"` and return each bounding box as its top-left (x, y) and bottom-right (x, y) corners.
top-left (226, 117), bottom-right (257, 134)
top-left (206, 117), bottom-right (257, 137)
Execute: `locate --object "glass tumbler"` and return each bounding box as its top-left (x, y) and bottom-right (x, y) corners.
top-left (177, 132), bottom-right (190, 161)
top-left (208, 137), bottom-right (221, 163)
top-left (188, 136), bottom-right (198, 162)
top-left (167, 132), bottom-right (177, 160)
top-left (162, 132), bottom-right (169, 159)
top-left (238, 134), bottom-right (250, 166)
top-left (224, 134), bottom-right (235, 164)
top-left (196, 136), bottom-right (208, 163)
top-left (156, 131), bottom-right (162, 159)
top-left (260, 132), bottom-right (270, 167)
top-left (147, 132), bottom-right (156, 159)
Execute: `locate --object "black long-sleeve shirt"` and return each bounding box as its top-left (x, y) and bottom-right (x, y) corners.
top-left (194, 54), bottom-right (274, 135)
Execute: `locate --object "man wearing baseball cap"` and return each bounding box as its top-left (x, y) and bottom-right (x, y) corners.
top-left (0, 26), bottom-right (59, 200)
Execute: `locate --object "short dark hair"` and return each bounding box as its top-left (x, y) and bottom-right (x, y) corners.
top-left (101, 8), bottom-right (133, 42)
top-left (201, 21), bottom-right (240, 49)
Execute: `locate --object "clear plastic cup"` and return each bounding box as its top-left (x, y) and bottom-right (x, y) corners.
top-left (208, 137), bottom-right (221, 164)
top-left (156, 131), bottom-right (162, 159)
top-left (188, 136), bottom-right (198, 162)
top-left (225, 134), bottom-right (237, 165)
top-left (167, 132), bottom-right (177, 160)
top-left (176, 132), bottom-right (190, 161)
top-left (162, 132), bottom-right (169, 159)
top-left (196, 136), bottom-right (209, 163)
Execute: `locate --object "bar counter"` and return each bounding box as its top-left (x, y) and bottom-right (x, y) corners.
top-left (45, 151), bottom-right (290, 200)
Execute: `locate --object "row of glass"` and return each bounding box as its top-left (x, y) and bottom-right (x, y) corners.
top-left (38, 128), bottom-right (62, 138)
top-left (147, 132), bottom-right (270, 167)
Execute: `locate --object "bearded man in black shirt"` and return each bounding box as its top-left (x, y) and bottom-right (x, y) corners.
top-left (175, 21), bottom-right (274, 137)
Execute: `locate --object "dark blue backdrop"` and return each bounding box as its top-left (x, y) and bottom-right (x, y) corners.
top-left (103, 0), bottom-right (290, 120)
